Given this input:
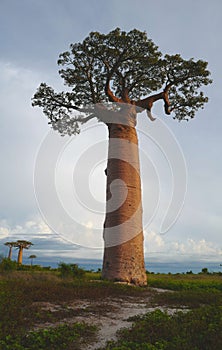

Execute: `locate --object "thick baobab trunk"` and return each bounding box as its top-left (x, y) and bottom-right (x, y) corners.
top-left (17, 248), bottom-right (23, 265)
top-left (102, 109), bottom-right (147, 286)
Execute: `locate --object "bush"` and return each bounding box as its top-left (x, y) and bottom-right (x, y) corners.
top-left (0, 258), bottom-right (17, 272)
top-left (58, 262), bottom-right (86, 279)
top-left (101, 307), bottom-right (222, 350)
top-left (0, 322), bottom-right (97, 350)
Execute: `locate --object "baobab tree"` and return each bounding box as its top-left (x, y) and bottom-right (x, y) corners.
top-left (4, 241), bottom-right (17, 260)
top-left (28, 254), bottom-right (37, 266)
top-left (32, 28), bottom-right (211, 286)
top-left (15, 240), bottom-right (33, 265)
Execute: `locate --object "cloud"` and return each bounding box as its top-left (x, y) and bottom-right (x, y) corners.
top-left (0, 220), bottom-right (10, 240)
top-left (0, 60), bottom-right (49, 224)
top-left (10, 219), bottom-right (52, 235)
top-left (144, 230), bottom-right (222, 261)
top-left (0, 217), bottom-right (52, 239)
top-left (186, 238), bottom-right (221, 256)
top-left (1, 217), bottom-right (221, 264)
top-left (145, 231), bottom-right (165, 253)
top-left (0, 216), bottom-right (104, 264)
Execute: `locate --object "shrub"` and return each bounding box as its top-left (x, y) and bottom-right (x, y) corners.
top-left (101, 307), bottom-right (222, 350)
top-left (0, 322), bottom-right (97, 350)
top-left (0, 258), bottom-right (17, 272)
top-left (58, 262), bottom-right (86, 279)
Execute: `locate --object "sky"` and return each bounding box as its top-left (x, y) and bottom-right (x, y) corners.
top-left (0, 0), bottom-right (222, 267)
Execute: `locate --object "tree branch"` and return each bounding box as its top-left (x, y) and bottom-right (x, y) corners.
top-left (134, 84), bottom-right (173, 121)
top-left (105, 78), bottom-right (122, 103)
top-left (104, 49), bottom-right (128, 103)
top-left (75, 113), bottom-right (96, 124)
top-left (163, 83), bottom-right (172, 115)
top-left (135, 91), bottom-right (164, 110)
top-left (49, 94), bottom-right (95, 114)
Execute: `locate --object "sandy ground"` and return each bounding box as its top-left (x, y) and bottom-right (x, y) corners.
top-left (35, 287), bottom-right (184, 350)
top-left (86, 297), bottom-right (156, 350)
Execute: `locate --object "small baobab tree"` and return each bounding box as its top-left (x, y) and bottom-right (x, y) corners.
top-left (28, 254), bottom-right (37, 266)
top-left (15, 240), bottom-right (33, 265)
top-left (32, 28), bottom-right (212, 286)
top-left (4, 241), bottom-right (17, 260)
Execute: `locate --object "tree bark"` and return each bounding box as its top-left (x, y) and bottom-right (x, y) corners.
top-left (17, 248), bottom-right (23, 265)
top-left (102, 108), bottom-right (147, 286)
top-left (8, 247), bottom-right (12, 260)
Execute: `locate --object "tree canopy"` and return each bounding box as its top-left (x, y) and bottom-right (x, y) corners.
top-left (32, 28), bottom-right (212, 135)
top-left (15, 240), bottom-right (33, 249)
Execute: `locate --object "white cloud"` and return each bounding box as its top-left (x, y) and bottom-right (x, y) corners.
top-left (1, 217), bottom-right (221, 263)
top-left (0, 217), bottom-right (52, 238)
top-left (0, 220), bottom-right (10, 240)
top-left (145, 230), bottom-right (165, 253)
top-left (144, 230), bottom-right (222, 261)
top-left (186, 238), bottom-right (221, 256)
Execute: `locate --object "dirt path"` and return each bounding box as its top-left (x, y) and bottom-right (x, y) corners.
top-left (76, 289), bottom-right (174, 350)
top-left (35, 288), bottom-right (178, 349)
top-left (86, 297), bottom-right (154, 349)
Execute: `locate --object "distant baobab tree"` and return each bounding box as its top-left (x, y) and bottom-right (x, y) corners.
top-left (4, 241), bottom-right (17, 260)
top-left (32, 28), bottom-right (212, 285)
top-left (15, 240), bottom-right (33, 265)
top-left (28, 254), bottom-right (37, 266)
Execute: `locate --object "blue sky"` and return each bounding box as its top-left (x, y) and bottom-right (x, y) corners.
top-left (0, 0), bottom-right (221, 265)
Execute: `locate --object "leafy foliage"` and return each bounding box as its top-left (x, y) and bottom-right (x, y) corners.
top-left (162, 54), bottom-right (211, 120)
top-left (58, 262), bottom-right (86, 279)
top-left (32, 28), bottom-right (212, 136)
top-left (58, 28), bottom-right (163, 102)
top-left (14, 240), bottom-right (33, 250)
top-left (0, 323), bottom-right (97, 350)
top-left (0, 257), bottom-right (17, 272)
top-left (101, 307), bottom-right (222, 350)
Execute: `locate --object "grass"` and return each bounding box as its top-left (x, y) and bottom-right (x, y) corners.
top-left (0, 263), bottom-right (222, 349)
top-left (0, 322), bottom-right (97, 350)
top-left (101, 307), bottom-right (222, 350)
top-left (0, 267), bottom-right (144, 349)
top-left (147, 272), bottom-right (222, 309)
top-left (147, 272), bottom-right (222, 291)
top-left (98, 272), bottom-right (222, 350)
top-left (150, 288), bottom-right (222, 308)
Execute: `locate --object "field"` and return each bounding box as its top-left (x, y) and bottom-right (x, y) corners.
top-left (0, 260), bottom-right (222, 349)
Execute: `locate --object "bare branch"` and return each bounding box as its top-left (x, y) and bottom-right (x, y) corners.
top-left (75, 113), bottom-right (96, 124)
top-left (105, 79), bottom-right (122, 103)
top-left (146, 110), bottom-right (156, 121)
top-left (104, 49), bottom-right (128, 103)
top-left (163, 84), bottom-right (172, 115)
top-left (135, 91), bottom-right (164, 110)
top-left (134, 84), bottom-right (173, 120)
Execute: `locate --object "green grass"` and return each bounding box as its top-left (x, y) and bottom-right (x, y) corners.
top-left (0, 266), bottom-right (222, 349)
top-left (98, 272), bottom-right (222, 350)
top-left (0, 322), bottom-right (97, 350)
top-left (150, 288), bottom-right (222, 308)
top-left (147, 272), bottom-right (222, 291)
top-left (147, 273), bottom-right (222, 309)
top-left (0, 269), bottom-right (144, 349)
top-left (101, 306), bottom-right (222, 350)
